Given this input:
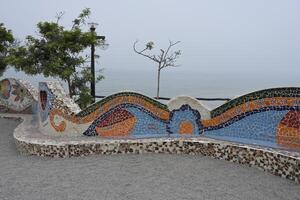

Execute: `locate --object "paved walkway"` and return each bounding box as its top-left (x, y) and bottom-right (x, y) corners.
top-left (0, 117), bottom-right (299, 200)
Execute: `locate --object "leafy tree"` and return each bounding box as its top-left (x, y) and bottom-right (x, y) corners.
top-left (0, 23), bottom-right (14, 77)
top-left (133, 40), bottom-right (181, 98)
top-left (8, 8), bottom-right (105, 108)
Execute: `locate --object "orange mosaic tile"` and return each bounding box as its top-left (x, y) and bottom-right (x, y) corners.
top-left (276, 111), bottom-right (300, 148)
top-left (49, 109), bottom-right (67, 132)
top-left (179, 120), bottom-right (194, 135)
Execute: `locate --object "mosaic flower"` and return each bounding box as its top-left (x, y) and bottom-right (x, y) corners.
top-left (167, 104), bottom-right (202, 135)
top-left (11, 83), bottom-right (30, 102)
top-left (0, 79), bottom-right (11, 99)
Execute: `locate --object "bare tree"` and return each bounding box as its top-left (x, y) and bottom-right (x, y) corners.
top-left (133, 40), bottom-right (181, 98)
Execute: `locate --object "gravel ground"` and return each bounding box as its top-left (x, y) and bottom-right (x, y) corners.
top-left (0, 117), bottom-right (299, 200)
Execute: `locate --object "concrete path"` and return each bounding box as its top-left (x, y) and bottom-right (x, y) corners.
top-left (0, 117), bottom-right (299, 200)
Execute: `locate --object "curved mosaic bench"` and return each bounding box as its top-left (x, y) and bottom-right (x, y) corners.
top-left (11, 114), bottom-right (300, 183)
top-left (37, 81), bottom-right (300, 150)
top-left (0, 78), bottom-right (38, 114)
top-left (1, 78), bottom-right (300, 150)
top-left (1, 77), bottom-right (300, 183)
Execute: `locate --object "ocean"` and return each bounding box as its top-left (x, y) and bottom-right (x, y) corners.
top-left (3, 67), bottom-right (300, 109)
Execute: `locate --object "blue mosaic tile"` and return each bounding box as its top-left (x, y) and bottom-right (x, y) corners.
top-left (204, 110), bottom-right (288, 144)
top-left (167, 104), bottom-right (202, 135)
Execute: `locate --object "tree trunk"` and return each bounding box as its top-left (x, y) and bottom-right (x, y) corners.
top-left (156, 68), bottom-right (161, 98)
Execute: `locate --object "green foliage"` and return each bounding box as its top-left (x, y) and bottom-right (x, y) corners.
top-left (76, 87), bottom-right (93, 109)
top-left (8, 8), bottom-right (105, 108)
top-left (0, 23), bottom-right (14, 76)
top-left (146, 41), bottom-right (154, 50)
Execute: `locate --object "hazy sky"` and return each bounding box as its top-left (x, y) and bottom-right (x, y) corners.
top-left (1, 0), bottom-right (300, 74)
top-left (1, 0), bottom-right (300, 105)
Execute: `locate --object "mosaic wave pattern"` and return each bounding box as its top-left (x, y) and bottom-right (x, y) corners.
top-left (202, 88), bottom-right (300, 149)
top-left (44, 81), bottom-right (300, 149)
top-left (1, 78), bottom-right (300, 150)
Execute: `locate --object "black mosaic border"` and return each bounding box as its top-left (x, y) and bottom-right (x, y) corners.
top-left (76, 92), bottom-right (169, 117)
top-left (211, 87), bottom-right (300, 118)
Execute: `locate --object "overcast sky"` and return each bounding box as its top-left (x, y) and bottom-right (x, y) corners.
top-left (1, 0), bottom-right (300, 77)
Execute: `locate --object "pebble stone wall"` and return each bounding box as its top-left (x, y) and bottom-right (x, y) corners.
top-left (14, 135), bottom-right (300, 183)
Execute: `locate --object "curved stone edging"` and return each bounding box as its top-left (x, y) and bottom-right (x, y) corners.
top-left (8, 114), bottom-right (300, 183)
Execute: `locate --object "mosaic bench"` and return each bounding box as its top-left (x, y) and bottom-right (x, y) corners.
top-left (1, 78), bottom-right (299, 151)
top-left (10, 114), bottom-right (300, 183)
top-left (1, 78), bottom-right (300, 183)
top-left (34, 80), bottom-right (300, 150)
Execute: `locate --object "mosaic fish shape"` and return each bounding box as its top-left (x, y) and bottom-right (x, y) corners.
top-left (95, 108), bottom-right (136, 137)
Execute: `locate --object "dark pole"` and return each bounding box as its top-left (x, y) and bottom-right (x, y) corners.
top-left (90, 25), bottom-right (96, 103)
top-left (89, 23), bottom-right (106, 104)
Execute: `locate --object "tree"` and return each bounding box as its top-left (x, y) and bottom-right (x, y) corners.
top-left (8, 8), bottom-right (105, 108)
top-left (0, 23), bottom-right (14, 77)
top-left (133, 40), bottom-right (181, 98)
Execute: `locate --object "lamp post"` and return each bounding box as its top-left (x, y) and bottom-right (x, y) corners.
top-left (89, 23), bottom-right (106, 103)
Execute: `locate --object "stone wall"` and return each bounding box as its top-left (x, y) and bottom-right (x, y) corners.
top-left (14, 134), bottom-right (300, 183)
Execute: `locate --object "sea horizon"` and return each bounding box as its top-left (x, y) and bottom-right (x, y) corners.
top-left (3, 66), bottom-right (300, 109)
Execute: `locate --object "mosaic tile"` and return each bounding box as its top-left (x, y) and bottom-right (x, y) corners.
top-left (0, 78), bottom-right (37, 114)
top-left (76, 92), bottom-right (169, 117)
top-left (32, 81), bottom-right (300, 149)
top-left (211, 88), bottom-right (300, 118)
top-left (277, 111), bottom-right (300, 148)
top-left (83, 104), bottom-right (168, 137)
top-left (167, 104), bottom-right (202, 135)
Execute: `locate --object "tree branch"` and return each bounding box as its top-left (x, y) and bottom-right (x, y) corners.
top-left (133, 40), bottom-right (159, 62)
top-left (55, 11), bottom-right (65, 24)
top-left (163, 40), bottom-right (180, 61)
top-left (133, 40), bottom-right (181, 71)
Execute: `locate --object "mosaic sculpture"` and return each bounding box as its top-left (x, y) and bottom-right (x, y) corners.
top-left (1, 78), bottom-right (300, 150)
top-left (36, 81), bottom-right (300, 149)
top-left (0, 78), bottom-right (38, 114)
